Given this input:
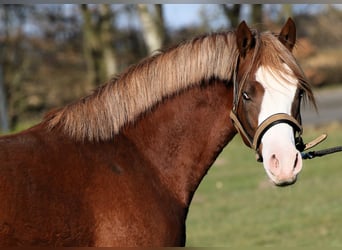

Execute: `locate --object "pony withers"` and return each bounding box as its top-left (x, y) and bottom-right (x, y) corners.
top-left (0, 18), bottom-right (315, 246)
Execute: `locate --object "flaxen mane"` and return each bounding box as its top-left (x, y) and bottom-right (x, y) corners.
top-left (45, 30), bottom-right (315, 141)
top-left (46, 32), bottom-right (239, 141)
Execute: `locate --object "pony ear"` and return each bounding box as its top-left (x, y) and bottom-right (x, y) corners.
top-left (236, 20), bottom-right (255, 58)
top-left (278, 18), bottom-right (296, 51)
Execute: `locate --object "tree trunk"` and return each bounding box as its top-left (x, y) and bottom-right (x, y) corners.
top-left (80, 4), bottom-right (118, 88)
top-left (99, 4), bottom-right (117, 79)
top-left (221, 4), bottom-right (241, 28)
top-left (80, 4), bottom-right (99, 88)
top-left (0, 61), bottom-right (9, 133)
top-left (251, 4), bottom-right (263, 24)
top-left (280, 4), bottom-right (293, 23)
top-left (137, 4), bottom-right (165, 54)
top-left (0, 5), bottom-right (28, 132)
top-left (0, 7), bottom-right (10, 133)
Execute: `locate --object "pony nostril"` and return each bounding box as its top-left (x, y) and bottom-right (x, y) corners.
top-left (269, 154), bottom-right (280, 176)
top-left (271, 154), bottom-right (279, 168)
top-left (293, 152), bottom-right (303, 175)
top-left (293, 153), bottom-right (299, 170)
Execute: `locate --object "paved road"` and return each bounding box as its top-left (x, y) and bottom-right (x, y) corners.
top-left (302, 87), bottom-right (342, 126)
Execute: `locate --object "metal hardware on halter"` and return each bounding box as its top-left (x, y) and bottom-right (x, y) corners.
top-left (300, 133), bottom-right (342, 160)
top-left (302, 144), bottom-right (342, 159)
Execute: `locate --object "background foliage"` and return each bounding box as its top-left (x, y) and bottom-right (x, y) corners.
top-left (0, 4), bottom-right (341, 133)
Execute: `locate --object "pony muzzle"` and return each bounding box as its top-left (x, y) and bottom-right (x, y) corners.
top-left (230, 111), bottom-right (304, 186)
top-left (264, 144), bottom-right (303, 186)
top-left (256, 120), bottom-right (303, 186)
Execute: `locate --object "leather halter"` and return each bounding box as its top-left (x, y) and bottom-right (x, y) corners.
top-left (230, 90), bottom-right (327, 162)
top-left (229, 54), bottom-right (305, 162)
top-left (230, 111), bottom-right (303, 162)
top-left (229, 44), bottom-right (327, 162)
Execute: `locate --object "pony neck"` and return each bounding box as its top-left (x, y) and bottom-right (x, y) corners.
top-left (45, 32), bottom-right (238, 142)
top-left (122, 81), bottom-right (236, 207)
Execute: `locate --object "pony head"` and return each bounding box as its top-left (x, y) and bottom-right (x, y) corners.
top-left (231, 18), bottom-right (315, 186)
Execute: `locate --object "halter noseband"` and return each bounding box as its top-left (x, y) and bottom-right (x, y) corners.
top-left (230, 111), bottom-right (304, 162)
top-left (231, 107), bottom-right (339, 162)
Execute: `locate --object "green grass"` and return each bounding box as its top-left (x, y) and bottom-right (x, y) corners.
top-left (186, 123), bottom-right (342, 247)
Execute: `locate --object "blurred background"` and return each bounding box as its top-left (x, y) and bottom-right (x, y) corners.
top-left (0, 4), bottom-right (341, 133)
top-left (0, 4), bottom-right (341, 247)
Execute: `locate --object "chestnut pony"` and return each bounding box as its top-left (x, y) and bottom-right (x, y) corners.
top-left (0, 19), bottom-right (314, 246)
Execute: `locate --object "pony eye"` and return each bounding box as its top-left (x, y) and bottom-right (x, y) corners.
top-left (242, 92), bottom-right (251, 101)
top-left (299, 91), bottom-right (304, 98)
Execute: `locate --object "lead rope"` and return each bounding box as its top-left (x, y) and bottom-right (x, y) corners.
top-left (301, 133), bottom-right (342, 160)
top-left (302, 146), bottom-right (342, 159)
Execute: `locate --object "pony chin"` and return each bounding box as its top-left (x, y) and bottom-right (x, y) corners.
top-left (261, 124), bottom-right (303, 186)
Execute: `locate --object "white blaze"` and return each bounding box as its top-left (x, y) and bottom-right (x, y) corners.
top-left (256, 65), bottom-right (301, 184)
